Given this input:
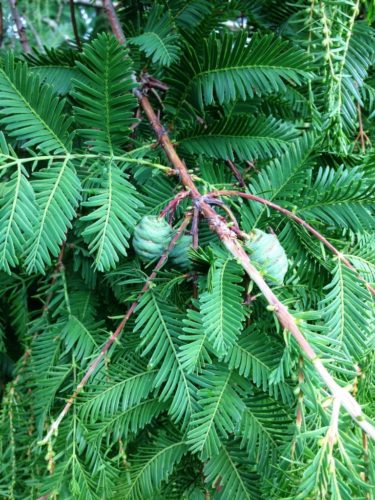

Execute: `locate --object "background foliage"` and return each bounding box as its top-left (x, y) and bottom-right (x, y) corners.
top-left (0, 1), bottom-right (374, 499)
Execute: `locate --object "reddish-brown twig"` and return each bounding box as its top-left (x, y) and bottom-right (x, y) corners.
top-left (8, 0), bottom-right (31, 53)
top-left (69, 0), bottom-right (82, 50)
top-left (160, 190), bottom-right (190, 220)
top-left (39, 215), bottom-right (192, 445)
top-left (102, 0), bottom-right (125, 45)
top-left (227, 159), bottom-right (246, 187)
top-left (208, 189), bottom-right (375, 296)
top-left (354, 101), bottom-right (371, 153)
top-left (103, 0), bottom-right (375, 439)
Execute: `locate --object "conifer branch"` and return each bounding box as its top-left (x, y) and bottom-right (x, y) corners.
top-left (103, 0), bottom-right (375, 440)
top-left (39, 215), bottom-right (192, 445)
top-left (136, 85), bottom-right (375, 439)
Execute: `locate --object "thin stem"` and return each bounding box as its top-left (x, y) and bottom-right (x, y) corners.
top-left (210, 190), bottom-right (375, 296)
top-left (69, 0), bottom-right (82, 50)
top-left (0, 152), bottom-right (172, 173)
top-left (159, 190), bottom-right (190, 219)
top-left (8, 0), bottom-right (31, 53)
top-left (227, 160), bottom-right (246, 187)
top-left (43, 242), bottom-right (67, 312)
top-left (354, 101), bottom-right (371, 152)
top-left (39, 215), bottom-right (192, 445)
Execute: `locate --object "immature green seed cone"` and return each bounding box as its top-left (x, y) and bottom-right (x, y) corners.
top-left (245, 229), bottom-right (288, 286)
top-left (169, 234), bottom-right (193, 269)
top-left (133, 215), bottom-right (173, 261)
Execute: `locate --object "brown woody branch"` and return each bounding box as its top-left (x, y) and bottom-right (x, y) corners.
top-left (209, 189), bottom-right (375, 296)
top-left (102, 0), bottom-right (125, 45)
top-left (8, 0), bottom-right (31, 53)
top-left (100, 0), bottom-right (375, 440)
top-left (39, 215), bottom-right (192, 445)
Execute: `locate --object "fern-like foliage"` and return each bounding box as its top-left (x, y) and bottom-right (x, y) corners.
top-left (131, 5), bottom-right (181, 67)
top-left (0, 137), bottom-right (37, 272)
top-left (25, 160), bottom-right (81, 273)
top-left (178, 306), bottom-right (211, 374)
top-left (73, 33), bottom-right (137, 154)
top-left (179, 115), bottom-right (300, 161)
top-left (320, 261), bottom-right (373, 360)
top-left (187, 366), bottom-right (246, 458)
top-left (203, 440), bottom-right (261, 499)
top-left (0, 2), bottom-right (374, 498)
top-left (118, 430), bottom-right (188, 499)
top-left (167, 31), bottom-right (312, 115)
top-left (0, 53), bottom-right (72, 153)
top-left (81, 162), bottom-right (142, 270)
top-left (134, 292), bottom-right (196, 424)
top-left (299, 165), bottom-right (375, 231)
top-left (199, 259), bottom-right (244, 355)
top-left (224, 330), bottom-right (294, 404)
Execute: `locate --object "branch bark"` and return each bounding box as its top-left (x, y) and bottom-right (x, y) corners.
top-left (102, 0), bottom-right (125, 45)
top-left (8, 0), bottom-right (31, 53)
top-left (103, 0), bottom-right (375, 440)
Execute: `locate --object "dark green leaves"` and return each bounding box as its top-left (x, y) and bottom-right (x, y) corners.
top-left (134, 292), bottom-right (196, 424)
top-left (167, 31), bottom-right (312, 114)
top-left (320, 262), bottom-right (373, 361)
top-left (199, 259), bottom-right (244, 356)
top-left (0, 53), bottom-right (72, 153)
top-left (196, 32), bottom-right (312, 105)
top-left (73, 33), bottom-right (137, 154)
top-left (299, 166), bottom-right (375, 232)
top-left (81, 163), bottom-right (143, 271)
top-left (131, 6), bottom-right (181, 67)
top-left (0, 159), bottom-right (37, 272)
top-left (179, 116), bottom-right (299, 161)
top-left (121, 431), bottom-right (188, 499)
top-left (187, 367), bottom-right (245, 458)
top-left (25, 160), bottom-right (81, 274)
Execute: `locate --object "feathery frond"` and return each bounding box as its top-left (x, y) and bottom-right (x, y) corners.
top-left (25, 159), bottom-right (81, 274)
top-left (199, 259), bottom-right (244, 356)
top-left (81, 162), bottom-right (143, 271)
top-left (131, 5), bottom-right (181, 67)
top-left (73, 33), bottom-right (137, 154)
top-left (179, 115), bottom-right (300, 161)
top-left (134, 292), bottom-right (196, 424)
top-left (0, 53), bottom-right (72, 153)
